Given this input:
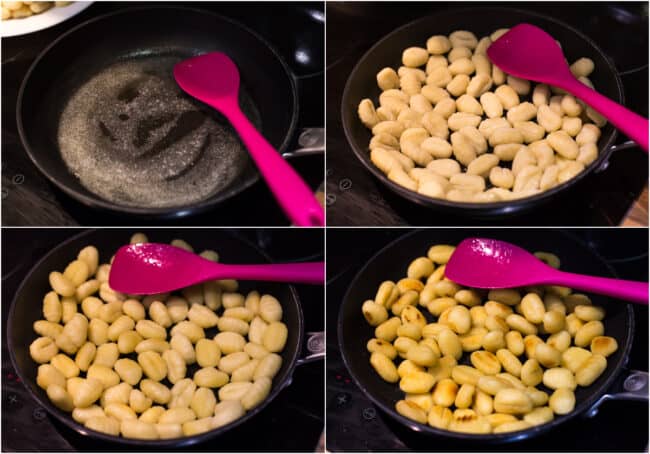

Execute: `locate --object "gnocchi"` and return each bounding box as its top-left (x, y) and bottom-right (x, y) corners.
top-left (28, 234), bottom-right (290, 439)
top-left (2, 1), bottom-right (73, 20)
top-left (357, 26), bottom-right (605, 203)
top-left (362, 243), bottom-right (618, 434)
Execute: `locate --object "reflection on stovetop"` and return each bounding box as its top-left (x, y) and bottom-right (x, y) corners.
top-left (326, 2), bottom-right (648, 226)
top-left (1, 1), bottom-right (324, 226)
top-left (1, 229), bottom-right (324, 452)
top-left (325, 228), bottom-right (648, 452)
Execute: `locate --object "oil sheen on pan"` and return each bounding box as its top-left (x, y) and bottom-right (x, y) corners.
top-left (57, 55), bottom-right (261, 208)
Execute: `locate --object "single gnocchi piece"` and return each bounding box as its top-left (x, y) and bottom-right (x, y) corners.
top-left (262, 322), bottom-right (288, 353)
top-left (86, 416), bottom-right (121, 436)
top-left (570, 58), bottom-right (595, 78)
top-left (135, 338), bottom-right (170, 355)
top-left (396, 399), bottom-right (428, 423)
top-left (120, 420), bottom-right (159, 440)
top-left (170, 334), bottom-right (196, 364)
top-left (187, 304), bottom-right (219, 328)
top-left (466, 74), bottom-right (492, 98)
top-left (479, 92), bottom-right (503, 119)
top-left (402, 47), bottom-right (429, 67)
top-left (549, 387), bottom-right (575, 415)
top-left (254, 353), bottom-right (283, 380)
top-left (30, 337), bottom-right (59, 364)
top-left (193, 367), bottom-right (229, 389)
top-left (213, 400), bottom-right (246, 428)
top-left (371, 352), bottom-right (400, 383)
top-left (171, 321), bottom-right (205, 343)
top-left (427, 35), bottom-right (452, 55)
top-left (377, 68), bottom-right (400, 90)
top-left (449, 30), bottom-right (478, 49)
top-left (162, 349), bottom-right (187, 384)
top-left (241, 377), bottom-right (272, 410)
top-left (590, 336), bottom-right (618, 357)
top-left (114, 359), bottom-right (142, 386)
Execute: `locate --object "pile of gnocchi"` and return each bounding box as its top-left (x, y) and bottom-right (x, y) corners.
top-left (362, 244), bottom-right (618, 434)
top-left (29, 233), bottom-right (288, 440)
top-left (357, 28), bottom-right (605, 203)
top-left (1, 1), bottom-right (72, 20)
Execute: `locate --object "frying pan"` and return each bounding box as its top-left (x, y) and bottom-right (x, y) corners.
top-left (17, 6), bottom-right (320, 219)
top-left (338, 229), bottom-right (646, 443)
top-left (341, 7), bottom-right (637, 219)
top-left (8, 229), bottom-right (321, 447)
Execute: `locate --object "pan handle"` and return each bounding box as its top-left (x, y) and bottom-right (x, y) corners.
top-left (282, 128), bottom-right (324, 158)
top-left (584, 369), bottom-right (648, 417)
top-left (296, 331), bottom-right (325, 366)
top-left (595, 140), bottom-right (639, 173)
top-left (593, 51), bottom-right (650, 172)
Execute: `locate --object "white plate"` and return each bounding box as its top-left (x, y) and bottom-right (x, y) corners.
top-left (1, 1), bottom-right (94, 38)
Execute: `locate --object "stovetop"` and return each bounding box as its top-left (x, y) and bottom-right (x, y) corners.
top-left (1, 228), bottom-right (324, 451)
top-left (1, 1), bottom-right (324, 226)
top-left (326, 2), bottom-right (649, 226)
top-left (326, 228), bottom-right (648, 451)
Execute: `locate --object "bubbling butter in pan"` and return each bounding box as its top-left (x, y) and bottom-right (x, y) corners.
top-left (57, 56), bottom-right (261, 208)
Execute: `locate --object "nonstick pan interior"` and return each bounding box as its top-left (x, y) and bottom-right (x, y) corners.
top-left (18, 7), bottom-right (298, 216)
top-left (338, 229), bottom-right (634, 442)
top-left (8, 229), bottom-right (303, 447)
top-left (341, 8), bottom-right (623, 217)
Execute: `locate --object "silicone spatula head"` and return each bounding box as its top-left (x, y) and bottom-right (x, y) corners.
top-left (174, 51), bottom-right (240, 104)
top-left (487, 23), bottom-right (573, 85)
top-left (445, 238), bottom-right (552, 289)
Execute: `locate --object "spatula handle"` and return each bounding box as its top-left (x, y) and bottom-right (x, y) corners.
top-left (552, 270), bottom-right (648, 304)
top-left (562, 78), bottom-right (648, 152)
top-left (210, 262), bottom-right (324, 285)
top-left (225, 106), bottom-right (324, 227)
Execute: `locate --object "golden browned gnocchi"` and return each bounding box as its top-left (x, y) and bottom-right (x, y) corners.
top-left (362, 243), bottom-right (617, 434)
top-left (357, 27), bottom-right (604, 203)
top-left (29, 234), bottom-right (288, 440)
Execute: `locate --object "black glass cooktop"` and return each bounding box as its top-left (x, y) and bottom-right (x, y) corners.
top-left (1, 1), bottom-right (324, 226)
top-left (326, 2), bottom-right (649, 226)
top-left (1, 228), bottom-right (324, 451)
top-left (326, 228), bottom-right (648, 451)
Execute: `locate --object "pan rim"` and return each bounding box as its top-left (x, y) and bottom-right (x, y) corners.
top-left (7, 228), bottom-right (305, 447)
top-left (340, 6), bottom-right (625, 215)
top-left (337, 228), bottom-right (635, 442)
top-left (16, 5), bottom-right (300, 218)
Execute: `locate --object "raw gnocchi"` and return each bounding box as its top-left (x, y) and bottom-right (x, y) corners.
top-left (357, 26), bottom-right (605, 203)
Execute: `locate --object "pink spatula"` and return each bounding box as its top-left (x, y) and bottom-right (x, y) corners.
top-left (487, 23), bottom-right (648, 151)
top-left (108, 243), bottom-right (324, 294)
top-left (174, 52), bottom-right (324, 227)
top-left (445, 238), bottom-right (648, 304)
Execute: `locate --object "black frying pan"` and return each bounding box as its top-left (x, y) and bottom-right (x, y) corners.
top-left (17, 6), bottom-right (301, 218)
top-left (341, 8), bottom-right (627, 218)
top-left (338, 229), bottom-right (636, 443)
top-left (8, 229), bottom-right (308, 447)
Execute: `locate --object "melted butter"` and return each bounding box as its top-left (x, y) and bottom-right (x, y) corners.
top-left (57, 55), bottom-right (260, 208)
